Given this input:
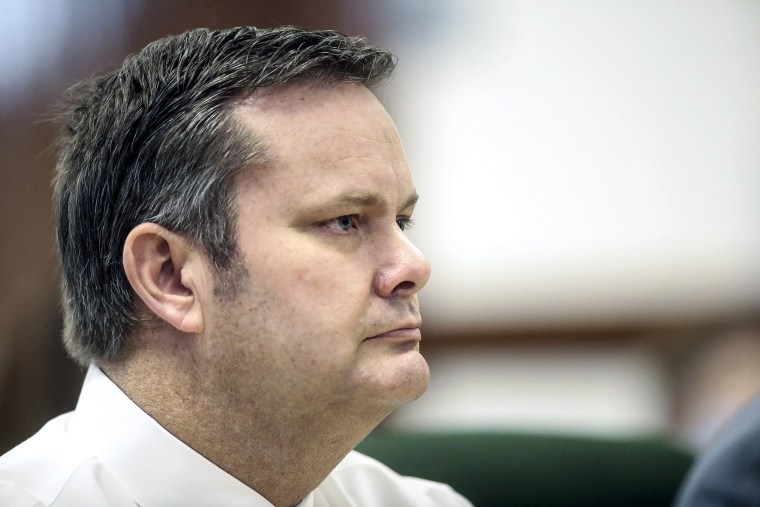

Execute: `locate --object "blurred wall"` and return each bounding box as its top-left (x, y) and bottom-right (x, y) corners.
top-left (373, 0), bottom-right (760, 446)
top-left (384, 0), bottom-right (760, 331)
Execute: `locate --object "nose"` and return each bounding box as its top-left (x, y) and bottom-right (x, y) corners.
top-left (373, 231), bottom-right (431, 299)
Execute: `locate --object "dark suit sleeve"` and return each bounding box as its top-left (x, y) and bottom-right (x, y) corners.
top-left (674, 396), bottom-right (760, 507)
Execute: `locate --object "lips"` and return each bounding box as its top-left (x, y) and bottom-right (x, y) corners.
top-left (365, 320), bottom-right (422, 342)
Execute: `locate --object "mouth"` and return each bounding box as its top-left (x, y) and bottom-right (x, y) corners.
top-left (365, 321), bottom-right (422, 343)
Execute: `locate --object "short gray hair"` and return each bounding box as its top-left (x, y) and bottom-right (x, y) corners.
top-left (54, 26), bottom-right (396, 365)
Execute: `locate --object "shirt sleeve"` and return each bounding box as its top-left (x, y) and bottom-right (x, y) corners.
top-left (0, 480), bottom-right (45, 507)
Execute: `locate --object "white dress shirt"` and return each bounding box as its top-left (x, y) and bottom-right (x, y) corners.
top-left (0, 366), bottom-right (471, 507)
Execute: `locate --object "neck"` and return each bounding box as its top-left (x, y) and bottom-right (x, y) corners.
top-left (103, 352), bottom-right (393, 507)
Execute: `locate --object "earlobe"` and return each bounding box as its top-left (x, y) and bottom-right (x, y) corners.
top-left (123, 223), bottom-right (205, 334)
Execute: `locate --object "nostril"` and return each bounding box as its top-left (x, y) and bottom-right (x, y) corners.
top-left (394, 281), bottom-right (415, 293)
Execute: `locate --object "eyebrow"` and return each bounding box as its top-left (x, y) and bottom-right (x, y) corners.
top-left (401, 191), bottom-right (420, 211)
top-left (308, 189), bottom-right (419, 214)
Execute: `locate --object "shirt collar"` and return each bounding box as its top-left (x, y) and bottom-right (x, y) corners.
top-left (69, 365), bottom-right (309, 507)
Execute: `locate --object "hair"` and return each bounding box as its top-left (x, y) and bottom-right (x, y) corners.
top-left (54, 26), bottom-right (396, 366)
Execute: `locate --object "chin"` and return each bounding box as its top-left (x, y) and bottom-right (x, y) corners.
top-left (377, 352), bottom-right (431, 405)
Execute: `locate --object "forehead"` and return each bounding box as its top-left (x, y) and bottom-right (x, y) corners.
top-left (236, 83), bottom-right (396, 155)
top-left (231, 83), bottom-right (414, 205)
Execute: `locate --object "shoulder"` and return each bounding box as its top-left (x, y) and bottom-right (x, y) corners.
top-left (0, 413), bottom-right (77, 505)
top-left (312, 450), bottom-right (472, 507)
top-left (674, 396), bottom-right (760, 507)
top-left (0, 413), bottom-right (132, 507)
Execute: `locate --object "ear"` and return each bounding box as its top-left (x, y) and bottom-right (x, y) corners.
top-left (123, 223), bottom-right (205, 334)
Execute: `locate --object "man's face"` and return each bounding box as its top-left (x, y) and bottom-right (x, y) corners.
top-left (203, 83), bottom-right (431, 416)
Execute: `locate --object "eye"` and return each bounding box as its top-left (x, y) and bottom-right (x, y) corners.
top-left (396, 217), bottom-right (414, 231)
top-left (323, 215), bottom-right (359, 233)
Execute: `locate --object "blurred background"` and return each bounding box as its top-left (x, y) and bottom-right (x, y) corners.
top-left (1, 0), bottom-right (758, 504)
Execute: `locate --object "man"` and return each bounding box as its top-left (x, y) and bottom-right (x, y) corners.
top-left (0, 26), bottom-right (471, 506)
top-left (673, 395), bottom-right (760, 506)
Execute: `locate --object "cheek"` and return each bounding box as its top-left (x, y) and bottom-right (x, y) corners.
top-left (279, 260), bottom-right (375, 347)
top-left (244, 235), bottom-right (376, 332)
top-left (290, 263), bottom-right (370, 314)
top-left (287, 244), bottom-right (373, 294)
